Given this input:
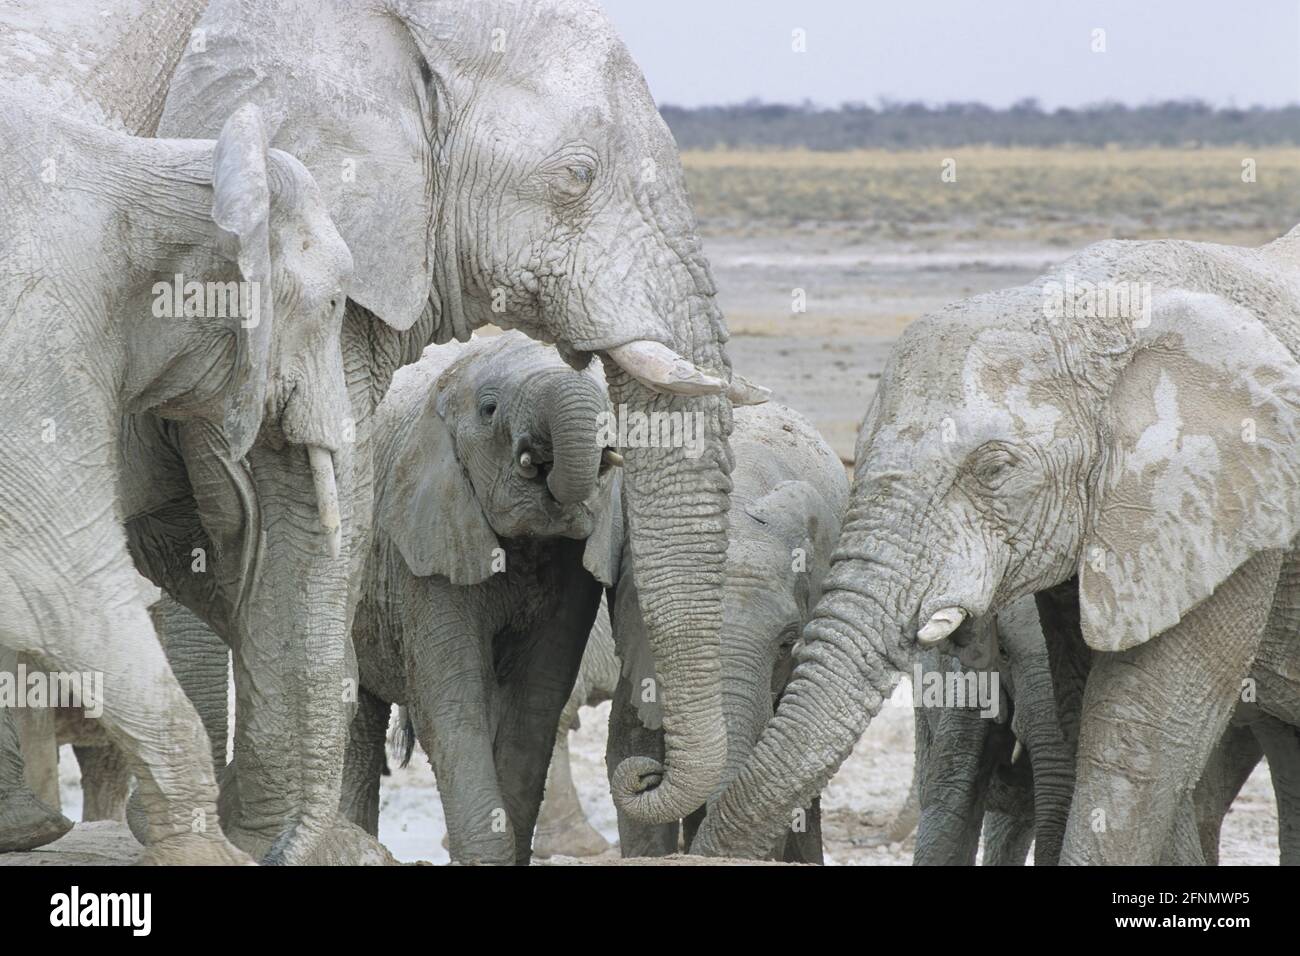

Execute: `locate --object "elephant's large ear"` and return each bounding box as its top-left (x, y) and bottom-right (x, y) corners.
top-left (159, 6), bottom-right (444, 335)
top-left (210, 104), bottom-right (274, 462)
top-left (1079, 291), bottom-right (1300, 652)
top-left (583, 472), bottom-right (624, 587)
top-left (746, 480), bottom-right (844, 614)
top-left (610, 546), bottom-right (663, 731)
top-left (375, 385), bottom-right (499, 585)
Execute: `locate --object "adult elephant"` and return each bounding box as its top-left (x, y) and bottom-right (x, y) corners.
top-left (692, 230), bottom-right (1300, 863)
top-left (141, 0), bottom-right (745, 862)
top-left (0, 0), bottom-right (211, 854)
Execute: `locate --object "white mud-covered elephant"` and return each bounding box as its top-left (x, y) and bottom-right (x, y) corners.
top-left (694, 227), bottom-right (1300, 865)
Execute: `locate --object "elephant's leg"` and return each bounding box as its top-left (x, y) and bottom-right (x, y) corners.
top-left (1249, 714), bottom-right (1300, 865)
top-left (403, 588), bottom-right (514, 864)
top-left (533, 632), bottom-right (613, 859)
top-left (1191, 721), bottom-right (1261, 865)
top-left (340, 687), bottom-right (390, 836)
top-left (1159, 794), bottom-right (1207, 865)
top-left (1, 567), bottom-right (248, 864)
top-left (982, 811), bottom-right (1034, 865)
top-left (887, 764), bottom-right (921, 843)
top-left (73, 744), bottom-right (132, 823)
top-left (1247, 548), bottom-right (1300, 864)
top-left (861, 755), bottom-right (919, 848)
top-left (493, 634), bottom-right (591, 866)
top-left (0, 651), bottom-right (72, 852)
top-left (606, 673), bottom-right (678, 856)
top-left (781, 797), bottom-right (824, 864)
top-left (533, 727), bottom-right (611, 858)
top-left (1062, 551), bottom-right (1281, 865)
top-left (410, 689), bottom-right (510, 865)
top-left (981, 760), bottom-right (1035, 865)
top-left (13, 666), bottom-right (60, 810)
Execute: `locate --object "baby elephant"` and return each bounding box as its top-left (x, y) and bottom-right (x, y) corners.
top-left (345, 333), bottom-right (620, 865)
top-left (608, 402), bottom-right (849, 860)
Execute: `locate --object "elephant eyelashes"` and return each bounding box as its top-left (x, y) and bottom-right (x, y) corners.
top-left (545, 161), bottom-right (597, 204)
top-left (970, 445), bottom-right (1018, 489)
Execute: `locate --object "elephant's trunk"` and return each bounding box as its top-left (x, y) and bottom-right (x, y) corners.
top-left (690, 508), bottom-right (910, 857)
top-left (537, 373), bottom-right (606, 506)
top-left (719, 624), bottom-right (778, 789)
top-left (604, 366), bottom-right (732, 825)
top-left (233, 442), bottom-right (354, 865)
top-left (1012, 651), bottom-right (1075, 866)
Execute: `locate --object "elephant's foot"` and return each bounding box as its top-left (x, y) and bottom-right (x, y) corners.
top-left (533, 814), bottom-right (611, 858)
top-left (226, 816), bottom-right (398, 865)
top-left (137, 832), bottom-right (255, 866)
top-left (0, 788), bottom-right (73, 852)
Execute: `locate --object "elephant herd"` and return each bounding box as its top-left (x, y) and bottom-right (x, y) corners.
top-left (0, 0), bottom-right (1298, 867)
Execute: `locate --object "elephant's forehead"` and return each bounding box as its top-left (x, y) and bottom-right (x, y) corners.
top-left (874, 323), bottom-right (1064, 451)
top-left (958, 328), bottom-right (1065, 443)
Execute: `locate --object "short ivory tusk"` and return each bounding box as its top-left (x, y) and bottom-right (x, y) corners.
top-left (602, 448), bottom-right (625, 468)
top-left (917, 606), bottom-right (967, 646)
top-left (606, 340), bottom-right (726, 397)
top-left (1012, 739), bottom-right (1025, 764)
top-left (307, 445), bottom-right (341, 559)
top-left (519, 452), bottom-right (532, 468)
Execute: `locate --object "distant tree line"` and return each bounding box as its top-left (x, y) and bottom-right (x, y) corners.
top-left (659, 98), bottom-right (1300, 149)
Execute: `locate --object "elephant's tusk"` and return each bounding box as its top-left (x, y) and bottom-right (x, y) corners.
top-left (606, 340), bottom-right (727, 397)
top-left (307, 445), bottom-right (341, 559)
top-left (1012, 739), bottom-right (1025, 764)
top-left (726, 372), bottom-right (772, 406)
top-left (519, 452), bottom-right (532, 468)
top-left (917, 606), bottom-right (967, 645)
top-left (602, 448), bottom-right (625, 468)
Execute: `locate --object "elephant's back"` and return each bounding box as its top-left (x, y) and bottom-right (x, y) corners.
top-left (1048, 237), bottom-right (1300, 361)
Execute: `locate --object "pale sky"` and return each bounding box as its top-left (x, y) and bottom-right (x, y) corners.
top-left (599, 0), bottom-right (1300, 109)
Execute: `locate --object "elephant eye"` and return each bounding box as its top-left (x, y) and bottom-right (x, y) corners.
top-left (547, 161), bottom-right (596, 204)
top-left (971, 445), bottom-right (1017, 488)
top-left (480, 401), bottom-right (498, 421)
